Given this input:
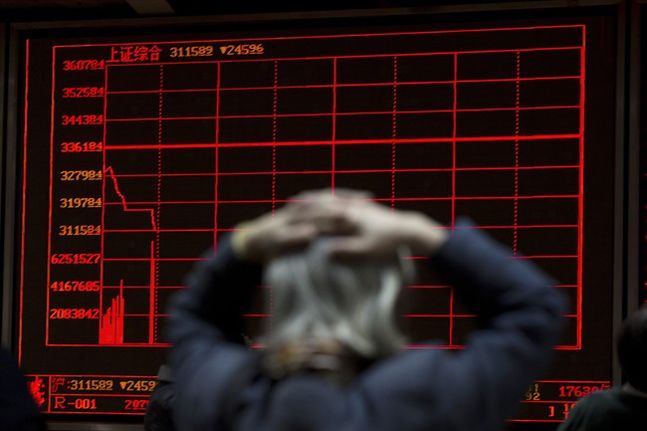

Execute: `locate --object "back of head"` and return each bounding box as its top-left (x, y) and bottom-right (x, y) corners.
top-left (618, 306), bottom-right (647, 392)
top-left (262, 239), bottom-right (413, 380)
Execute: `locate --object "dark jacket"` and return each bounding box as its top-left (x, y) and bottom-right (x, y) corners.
top-left (144, 365), bottom-right (176, 431)
top-left (557, 387), bottom-right (647, 431)
top-left (168, 221), bottom-right (565, 431)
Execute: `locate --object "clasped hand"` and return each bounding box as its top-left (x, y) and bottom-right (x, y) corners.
top-left (231, 189), bottom-right (448, 262)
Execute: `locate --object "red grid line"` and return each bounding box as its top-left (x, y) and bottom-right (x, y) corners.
top-left (106, 165), bottom-right (580, 178)
top-left (104, 105), bottom-right (580, 122)
top-left (99, 283), bottom-right (577, 289)
top-left (101, 195), bottom-right (579, 206)
top-left (449, 286), bottom-right (455, 347)
top-left (103, 285), bottom-right (183, 289)
top-left (513, 50), bottom-right (521, 255)
top-left (391, 56), bottom-right (398, 208)
top-left (103, 134), bottom-right (582, 150)
top-left (101, 225), bottom-right (578, 233)
top-left (153, 64), bottom-right (164, 343)
top-left (242, 313), bottom-right (578, 318)
top-left (101, 254), bottom-right (575, 262)
top-left (49, 393), bottom-right (158, 398)
top-left (406, 254), bottom-right (576, 261)
top-left (46, 344), bottom-right (170, 349)
top-left (105, 75), bottom-right (580, 94)
top-left (272, 61), bottom-right (278, 213)
top-left (331, 58), bottom-right (337, 191)
top-left (214, 62), bottom-right (221, 249)
top-left (448, 52), bottom-right (459, 345)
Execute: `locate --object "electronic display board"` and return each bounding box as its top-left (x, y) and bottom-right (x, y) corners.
top-left (15, 16), bottom-right (618, 424)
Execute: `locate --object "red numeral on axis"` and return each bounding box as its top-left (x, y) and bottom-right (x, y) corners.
top-left (60, 142), bottom-right (103, 153)
top-left (50, 281), bottom-right (100, 292)
top-left (61, 115), bottom-right (103, 126)
top-left (49, 308), bottom-right (99, 319)
top-left (62, 87), bottom-right (105, 98)
top-left (50, 253), bottom-right (100, 264)
top-left (62, 60), bottom-right (105, 71)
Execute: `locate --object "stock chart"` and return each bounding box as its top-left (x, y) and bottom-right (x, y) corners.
top-left (17, 20), bottom-right (617, 422)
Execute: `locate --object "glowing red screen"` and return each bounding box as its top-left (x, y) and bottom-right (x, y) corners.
top-left (17, 20), bottom-right (618, 423)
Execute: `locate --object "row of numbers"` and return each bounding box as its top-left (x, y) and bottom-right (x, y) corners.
top-left (58, 225), bottom-right (101, 236)
top-left (62, 87), bottom-right (105, 98)
top-left (61, 114), bottom-right (103, 126)
top-left (50, 397), bottom-right (148, 412)
top-left (50, 254), bottom-right (100, 264)
top-left (59, 198), bottom-right (102, 209)
top-left (49, 308), bottom-right (99, 319)
top-left (60, 170), bottom-right (102, 181)
top-left (50, 281), bottom-right (100, 292)
top-left (61, 141), bottom-right (103, 153)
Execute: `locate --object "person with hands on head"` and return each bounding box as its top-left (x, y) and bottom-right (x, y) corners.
top-left (168, 189), bottom-right (566, 431)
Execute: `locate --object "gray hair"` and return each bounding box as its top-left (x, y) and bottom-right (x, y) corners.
top-left (262, 240), bottom-right (414, 360)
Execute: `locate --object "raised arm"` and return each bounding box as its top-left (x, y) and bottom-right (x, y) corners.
top-left (167, 192), bottom-right (362, 430)
top-left (167, 238), bottom-right (262, 431)
top-left (325, 199), bottom-right (565, 431)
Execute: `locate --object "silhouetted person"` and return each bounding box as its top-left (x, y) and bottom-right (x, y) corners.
top-left (168, 190), bottom-right (565, 431)
top-left (558, 306), bottom-right (647, 431)
top-left (144, 365), bottom-right (176, 431)
top-left (0, 347), bottom-right (47, 431)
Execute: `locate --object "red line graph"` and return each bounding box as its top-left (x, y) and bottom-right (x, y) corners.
top-left (100, 167), bottom-right (160, 345)
top-left (105, 166), bottom-right (157, 230)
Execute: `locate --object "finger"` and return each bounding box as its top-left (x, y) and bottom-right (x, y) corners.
top-left (273, 224), bottom-right (318, 254)
top-left (315, 216), bottom-right (358, 236)
top-left (292, 206), bottom-right (361, 236)
top-left (329, 188), bottom-right (373, 200)
top-left (289, 188), bottom-right (371, 204)
top-left (288, 202), bottom-right (350, 225)
top-left (289, 189), bottom-right (335, 203)
top-left (329, 237), bottom-right (377, 259)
